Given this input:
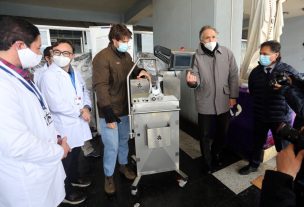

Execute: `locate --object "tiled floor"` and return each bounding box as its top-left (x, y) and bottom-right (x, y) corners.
top-left (212, 159), bottom-right (275, 194)
top-left (59, 124), bottom-right (264, 207)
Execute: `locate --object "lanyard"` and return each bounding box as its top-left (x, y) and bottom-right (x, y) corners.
top-left (0, 65), bottom-right (47, 110)
top-left (68, 69), bottom-right (77, 95)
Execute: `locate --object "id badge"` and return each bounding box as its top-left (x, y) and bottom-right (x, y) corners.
top-left (75, 97), bottom-right (82, 105)
top-left (44, 110), bottom-right (53, 126)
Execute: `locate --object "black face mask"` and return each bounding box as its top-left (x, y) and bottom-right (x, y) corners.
top-left (200, 43), bottom-right (218, 57)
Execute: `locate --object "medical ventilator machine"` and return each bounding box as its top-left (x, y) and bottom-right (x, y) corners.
top-left (127, 46), bottom-right (195, 195)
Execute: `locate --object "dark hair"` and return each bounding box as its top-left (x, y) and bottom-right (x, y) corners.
top-left (0, 15), bottom-right (40, 51)
top-left (52, 39), bottom-right (75, 53)
top-left (199, 25), bottom-right (218, 40)
top-left (108, 24), bottom-right (132, 43)
top-left (43, 46), bottom-right (52, 58)
top-left (260, 40), bottom-right (281, 62)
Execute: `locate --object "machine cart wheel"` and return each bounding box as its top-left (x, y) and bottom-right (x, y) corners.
top-left (131, 187), bottom-right (138, 196)
top-left (131, 175), bottom-right (141, 196)
top-left (177, 177), bottom-right (188, 188)
top-left (176, 169), bottom-right (188, 188)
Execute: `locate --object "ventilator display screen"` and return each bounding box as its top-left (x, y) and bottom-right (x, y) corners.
top-left (175, 55), bottom-right (192, 67)
top-left (170, 52), bottom-right (195, 70)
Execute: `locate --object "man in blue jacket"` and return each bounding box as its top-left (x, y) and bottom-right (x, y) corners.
top-left (239, 40), bottom-right (300, 175)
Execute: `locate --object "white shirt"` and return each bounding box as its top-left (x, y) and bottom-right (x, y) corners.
top-left (0, 61), bottom-right (66, 207)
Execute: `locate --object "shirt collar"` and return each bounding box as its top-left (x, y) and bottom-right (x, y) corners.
top-left (67, 65), bottom-right (74, 74)
top-left (263, 63), bottom-right (276, 74)
top-left (0, 57), bottom-right (33, 81)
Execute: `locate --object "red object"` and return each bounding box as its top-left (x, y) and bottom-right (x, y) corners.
top-left (179, 47), bottom-right (185, 51)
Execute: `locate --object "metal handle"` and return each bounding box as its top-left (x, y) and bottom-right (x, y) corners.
top-left (132, 108), bottom-right (180, 114)
top-left (127, 58), bottom-right (157, 139)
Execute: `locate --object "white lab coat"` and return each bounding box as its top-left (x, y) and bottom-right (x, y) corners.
top-left (39, 63), bottom-right (92, 148)
top-left (34, 63), bottom-right (48, 89)
top-left (0, 61), bottom-right (66, 207)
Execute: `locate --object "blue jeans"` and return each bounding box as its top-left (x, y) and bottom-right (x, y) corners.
top-left (100, 116), bottom-right (130, 176)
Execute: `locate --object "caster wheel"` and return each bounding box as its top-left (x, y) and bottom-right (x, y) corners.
top-left (131, 187), bottom-right (138, 196)
top-left (178, 179), bottom-right (187, 188)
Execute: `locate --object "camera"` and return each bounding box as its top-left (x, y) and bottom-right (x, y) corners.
top-left (269, 72), bottom-right (290, 87)
top-left (276, 123), bottom-right (304, 151)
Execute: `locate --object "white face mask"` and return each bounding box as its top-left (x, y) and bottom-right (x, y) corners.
top-left (53, 55), bottom-right (71, 68)
top-left (17, 48), bottom-right (42, 69)
top-left (204, 41), bottom-right (217, 51)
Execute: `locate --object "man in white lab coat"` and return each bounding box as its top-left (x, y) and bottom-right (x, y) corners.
top-left (0, 16), bottom-right (70, 207)
top-left (40, 39), bottom-right (93, 205)
top-left (34, 46), bottom-right (52, 88)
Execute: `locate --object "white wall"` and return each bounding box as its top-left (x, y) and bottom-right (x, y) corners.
top-left (153, 0), bottom-right (214, 50)
top-left (281, 16), bottom-right (304, 72)
top-left (153, 0), bottom-right (216, 124)
top-left (214, 0), bottom-right (243, 66)
top-left (141, 33), bottom-right (154, 53)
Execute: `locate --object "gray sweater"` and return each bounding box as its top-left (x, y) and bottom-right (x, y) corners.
top-left (191, 44), bottom-right (239, 115)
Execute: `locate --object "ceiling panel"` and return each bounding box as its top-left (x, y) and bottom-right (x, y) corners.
top-left (0, 0), bottom-right (138, 13)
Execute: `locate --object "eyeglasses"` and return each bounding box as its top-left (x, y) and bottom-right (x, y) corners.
top-left (52, 50), bottom-right (73, 57)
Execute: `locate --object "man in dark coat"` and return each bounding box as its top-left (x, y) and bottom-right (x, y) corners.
top-left (239, 40), bottom-right (300, 175)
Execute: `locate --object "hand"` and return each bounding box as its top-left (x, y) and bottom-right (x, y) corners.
top-left (137, 70), bottom-right (151, 83)
top-left (274, 77), bottom-right (292, 90)
top-left (60, 137), bottom-right (71, 159)
top-left (276, 144), bottom-right (304, 179)
top-left (81, 108), bottom-right (91, 122)
top-left (107, 122), bottom-right (117, 129)
top-left (229, 99), bottom-right (237, 108)
top-left (273, 83), bottom-right (282, 90)
top-left (186, 71), bottom-right (197, 85)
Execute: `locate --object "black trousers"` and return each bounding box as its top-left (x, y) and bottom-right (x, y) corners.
top-left (198, 112), bottom-right (230, 167)
top-left (250, 121), bottom-right (289, 168)
top-left (293, 116), bottom-right (304, 130)
top-left (62, 146), bottom-right (87, 195)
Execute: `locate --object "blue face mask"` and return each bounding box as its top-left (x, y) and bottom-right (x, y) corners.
top-left (117, 42), bottom-right (128, 53)
top-left (259, 55), bottom-right (272, 66)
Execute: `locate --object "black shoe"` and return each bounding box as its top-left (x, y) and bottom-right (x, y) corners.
top-left (212, 154), bottom-right (223, 167)
top-left (238, 165), bottom-right (258, 175)
top-left (201, 163), bottom-right (213, 174)
top-left (62, 191), bottom-right (86, 205)
top-left (85, 150), bottom-right (101, 158)
top-left (71, 178), bottom-right (92, 188)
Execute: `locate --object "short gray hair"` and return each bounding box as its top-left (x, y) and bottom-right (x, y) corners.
top-left (199, 25), bottom-right (218, 39)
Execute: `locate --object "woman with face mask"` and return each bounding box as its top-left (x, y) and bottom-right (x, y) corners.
top-left (92, 24), bottom-right (151, 195)
top-left (0, 16), bottom-right (69, 207)
top-left (238, 40), bottom-right (301, 176)
top-left (39, 40), bottom-right (93, 205)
